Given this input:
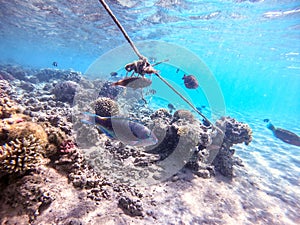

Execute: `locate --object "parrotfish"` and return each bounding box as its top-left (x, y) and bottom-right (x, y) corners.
top-left (112, 77), bottom-right (152, 89)
top-left (182, 74), bottom-right (199, 89)
top-left (264, 119), bottom-right (300, 147)
top-left (80, 112), bottom-right (158, 147)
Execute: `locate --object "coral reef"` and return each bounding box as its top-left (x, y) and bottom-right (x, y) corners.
top-left (98, 81), bottom-right (122, 99)
top-left (52, 80), bottom-right (79, 103)
top-left (212, 117), bottom-right (253, 177)
top-left (0, 64), bottom-right (261, 224)
top-left (94, 97), bottom-right (119, 117)
top-left (2, 172), bottom-right (55, 221)
top-left (0, 80), bottom-right (22, 119)
top-left (0, 71), bottom-right (15, 81)
top-left (7, 122), bottom-right (48, 146)
top-left (148, 109), bottom-right (201, 160)
top-left (35, 68), bottom-right (82, 83)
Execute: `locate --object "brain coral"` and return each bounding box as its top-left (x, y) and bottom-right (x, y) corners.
top-left (0, 134), bottom-right (45, 174)
top-left (94, 97), bottom-right (119, 117)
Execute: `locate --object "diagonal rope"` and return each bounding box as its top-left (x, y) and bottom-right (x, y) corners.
top-left (98, 0), bottom-right (144, 60)
top-left (97, 0), bottom-right (223, 134)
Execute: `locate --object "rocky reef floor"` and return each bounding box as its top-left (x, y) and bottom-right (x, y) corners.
top-left (0, 64), bottom-right (299, 225)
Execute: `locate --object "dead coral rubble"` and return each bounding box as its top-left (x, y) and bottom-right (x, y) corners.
top-left (1, 171), bottom-right (55, 222)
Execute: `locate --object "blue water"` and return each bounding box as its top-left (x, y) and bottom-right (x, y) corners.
top-left (0, 0), bottom-right (300, 221)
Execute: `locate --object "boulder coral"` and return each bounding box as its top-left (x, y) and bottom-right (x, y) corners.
top-left (94, 97), bottom-right (119, 117)
top-left (52, 80), bottom-right (79, 103)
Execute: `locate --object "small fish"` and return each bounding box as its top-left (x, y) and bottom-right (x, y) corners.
top-left (196, 105), bottom-right (206, 112)
top-left (112, 77), bottom-right (152, 89)
top-left (110, 71), bottom-right (118, 77)
top-left (52, 62), bottom-right (58, 67)
top-left (176, 68), bottom-right (180, 73)
top-left (182, 74), bottom-right (199, 89)
top-left (167, 103), bottom-right (176, 113)
top-left (80, 112), bottom-right (158, 147)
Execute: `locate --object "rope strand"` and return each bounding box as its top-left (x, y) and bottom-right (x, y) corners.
top-left (97, 0), bottom-right (222, 134)
top-left (98, 0), bottom-right (144, 59)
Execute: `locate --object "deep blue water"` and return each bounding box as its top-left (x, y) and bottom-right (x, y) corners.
top-left (0, 0), bottom-right (300, 218)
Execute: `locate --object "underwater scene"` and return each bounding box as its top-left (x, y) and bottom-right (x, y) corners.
top-left (0, 0), bottom-right (299, 224)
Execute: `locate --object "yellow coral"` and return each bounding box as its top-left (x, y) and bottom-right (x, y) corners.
top-left (0, 134), bottom-right (44, 174)
top-left (8, 122), bottom-right (48, 148)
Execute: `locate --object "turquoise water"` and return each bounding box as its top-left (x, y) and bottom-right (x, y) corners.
top-left (0, 0), bottom-right (300, 219)
top-left (1, 0), bottom-right (299, 117)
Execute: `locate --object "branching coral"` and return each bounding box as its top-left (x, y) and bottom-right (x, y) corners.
top-left (0, 121), bottom-right (49, 174)
top-left (0, 134), bottom-right (45, 174)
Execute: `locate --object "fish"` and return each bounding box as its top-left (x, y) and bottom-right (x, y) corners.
top-left (80, 112), bottom-right (158, 147)
top-left (264, 119), bottom-right (300, 147)
top-left (196, 105), bottom-right (206, 112)
top-left (52, 62), bottom-right (58, 67)
top-left (167, 103), bottom-right (176, 113)
top-left (182, 74), bottom-right (199, 89)
top-left (110, 71), bottom-right (118, 77)
top-left (112, 77), bottom-right (152, 89)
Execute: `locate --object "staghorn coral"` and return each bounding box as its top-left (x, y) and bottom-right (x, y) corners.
top-left (94, 97), bottom-right (119, 117)
top-left (0, 134), bottom-right (45, 174)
